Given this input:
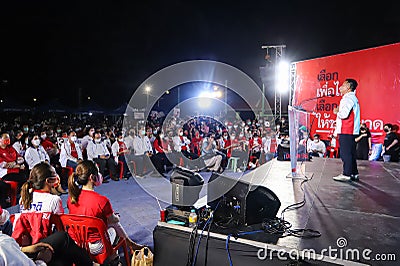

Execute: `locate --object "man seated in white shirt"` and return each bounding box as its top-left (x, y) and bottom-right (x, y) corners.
top-left (87, 131), bottom-right (118, 181)
top-left (201, 132), bottom-right (223, 173)
top-left (132, 126), bottom-right (154, 178)
top-left (307, 134), bottom-right (326, 158)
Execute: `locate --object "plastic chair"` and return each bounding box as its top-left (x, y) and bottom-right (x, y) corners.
top-left (61, 166), bottom-right (74, 178)
top-left (226, 157), bottom-right (239, 172)
top-left (4, 180), bottom-right (18, 206)
top-left (57, 214), bottom-right (131, 266)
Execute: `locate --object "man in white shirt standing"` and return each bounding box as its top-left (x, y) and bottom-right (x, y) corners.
top-left (332, 78), bottom-right (360, 182)
top-left (87, 131), bottom-right (117, 181)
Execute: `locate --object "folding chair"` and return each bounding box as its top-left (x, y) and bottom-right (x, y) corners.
top-left (57, 214), bottom-right (131, 266)
top-left (4, 180), bottom-right (18, 206)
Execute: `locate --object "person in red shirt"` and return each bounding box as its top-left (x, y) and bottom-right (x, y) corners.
top-left (0, 132), bottom-right (27, 207)
top-left (40, 130), bottom-right (58, 159)
top-left (190, 129), bottom-right (203, 156)
top-left (248, 132), bottom-right (263, 169)
top-left (111, 131), bottom-right (131, 179)
top-left (151, 132), bottom-right (172, 177)
top-left (68, 160), bottom-right (143, 256)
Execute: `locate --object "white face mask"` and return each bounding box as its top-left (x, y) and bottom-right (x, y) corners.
top-left (70, 136), bottom-right (77, 142)
top-left (314, 139), bottom-right (319, 143)
top-left (141, 130), bottom-right (146, 136)
top-left (32, 139), bottom-right (41, 146)
top-left (223, 136), bottom-right (228, 140)
top-left (179, 132), bottom-right (183, 136)
top-left (231, 136), bottom-right (236, 140)
top-left (234, 125), bottom-right (238, 128)
top-left (118, 138), bottom-right (123, 142)
top-left (95, 138), bottom-right (102, 143)
top-left (92, 173), bottom-right (103, 187)
top-left (239, 134), bottom-right (244, 138)
top-left (160, 134), bottom-right (164, 139)
top-left (41, 134), bottom-right (47, 140)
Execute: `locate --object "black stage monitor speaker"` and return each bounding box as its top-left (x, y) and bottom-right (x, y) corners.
top-left (207, 173), bottom-right (281, 227)
top-left (170, 167), bottom-right (204, 207)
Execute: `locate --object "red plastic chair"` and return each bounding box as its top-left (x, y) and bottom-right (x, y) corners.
top-left (57, 214), bottom-right (131, 266)
top-left (62, 166), bottom-right (74, 178)
top-left (4, 180), bottom-right (18, 206)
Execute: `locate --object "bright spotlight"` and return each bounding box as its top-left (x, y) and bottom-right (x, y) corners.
top-left (199, 91), bottom-right (212, 98)
top-left (213, 90), bottom-right (222, 98)
top-left (198, 97), bottom-right (212, 108)
top-left (165, 90), bottom-right (170, 94)
top-left (276, 61), bottom-right (289, 94)
top-left (145, 86), bottom-right (151, 93)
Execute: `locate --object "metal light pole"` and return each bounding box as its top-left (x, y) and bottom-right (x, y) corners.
top-left (261, 44), bottom-right (286, 121)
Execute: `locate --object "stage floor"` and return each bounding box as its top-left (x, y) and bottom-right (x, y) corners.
top-left (249, 158), bottom-right (400, 265)
top-left (7, 157), bottom-right (399, 265)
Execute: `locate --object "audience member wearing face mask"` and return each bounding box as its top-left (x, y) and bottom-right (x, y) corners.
top-left (24, 134), bottom-right (50, 170)
top-left (67, 160), bottom-right (144, 259)
top-left (87, 132), bottom-right (118, 181)
top-left (0, 132), bottom-right (28, 207)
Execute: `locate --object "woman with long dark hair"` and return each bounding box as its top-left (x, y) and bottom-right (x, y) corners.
top-left (67, 160), bottom-right (143, 259)
top-left (12, 162), bottom-right (92, 266)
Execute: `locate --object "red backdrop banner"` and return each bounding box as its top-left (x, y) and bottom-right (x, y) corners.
top-left (292, 42), bottom-right (400, 144)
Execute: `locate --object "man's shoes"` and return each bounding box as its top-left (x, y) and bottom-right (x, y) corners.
top-left (350, 174), bottom-right (359, 181)
top-left (333, 174), bottom-right (351, 182)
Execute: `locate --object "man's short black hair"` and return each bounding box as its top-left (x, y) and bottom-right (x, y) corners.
top-left (346, 78), bottom-right (358, 91)
top-left (384, 123), bottom-right (393, 130)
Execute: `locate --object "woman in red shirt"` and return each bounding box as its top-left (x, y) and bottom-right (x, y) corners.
top-left (0, 132), bottom-right (27, 207)
top-left (151, 132), bottom-right (173, 177)
top-left (67, 160), bottom-right (143, 257)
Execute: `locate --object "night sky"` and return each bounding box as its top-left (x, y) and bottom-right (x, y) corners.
top-left (1, 1), bottom-right (399, 109)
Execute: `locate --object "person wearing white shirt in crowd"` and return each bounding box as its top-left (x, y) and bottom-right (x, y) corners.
top-left (132, 127), bottom-right (153, 177)
top-left (12, 130), bottom-right (26, 157)
top-left (80, 127), bottom-right (95, 151)
top-left (172, 127), bottom-right (198, 169)
top-left (59, 130), bottom-right (83, 170)
top-left (307, 134), bottom-right (326, 158)
top-left (24, 134), bottom-right (50, 170)
top-left (111, 132), bottom-right (131, 179)
top-left (201, 132), bottom-right (223, 173)
top-left (124, 128), bottom-right (136, 152)
top-left (87, 131), bottom-right (118, 181)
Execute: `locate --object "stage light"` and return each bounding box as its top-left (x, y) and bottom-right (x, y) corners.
top-left (198, 97), bottom-right (212, 108)
top-left (213, 90), bottom-right (222, 98)
top-left (145, 86), bottom-right (151, 93)
top-left (166, 90), bottom-right (170, 94)
top-left (89, 112), bottom-right (93, 116)
top-left (33, 98), bottom-right (37, 102)
top-left (276, 61), bottom-right (289, 94)
top-left (87, 96), bottom-right (91, 100)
